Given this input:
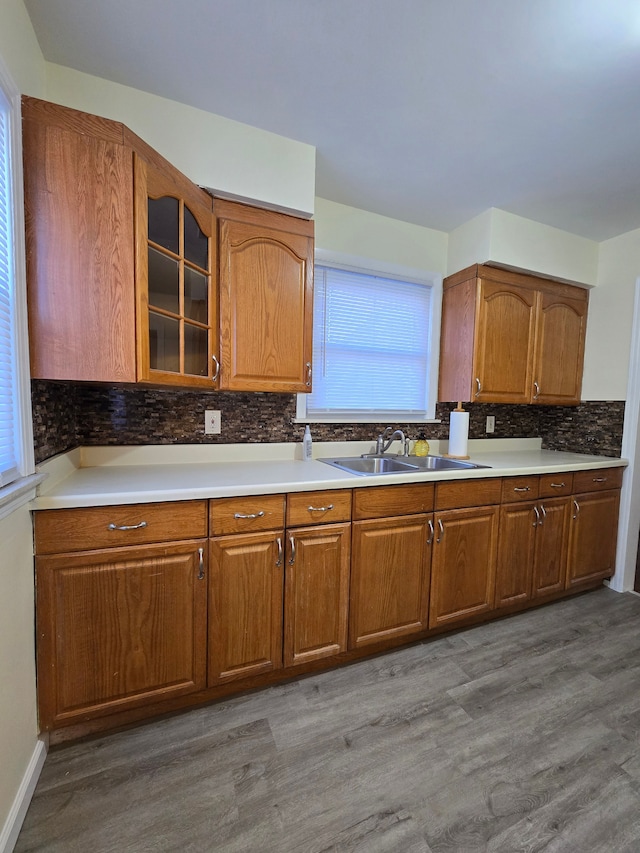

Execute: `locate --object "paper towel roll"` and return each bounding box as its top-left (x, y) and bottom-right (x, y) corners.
top-left (449, 409), bottom-right (470, 458)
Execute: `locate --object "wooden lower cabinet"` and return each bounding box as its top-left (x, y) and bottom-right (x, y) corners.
top-left (284, 522), bottom-right (351, 666)
top-left (495, 497), bottom-right (570, 607)
top-left (36, 540), bottom-right (208, 729)
top-left (208, 530), bottom-right (284, 684)
top-left (429, 506), bottom-right (499, 628)
top-left (532, 497), bottom-right (571, 597)
top-left (567, 489), bottom-right (620, 588)
top-left (350, 514), bottom-right (432, 648)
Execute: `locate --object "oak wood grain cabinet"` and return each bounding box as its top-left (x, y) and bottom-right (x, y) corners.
top-left (438, 264), bottom-right (588, 405)
top-left (284, 491), bottom-right (351, 666)
top-left (495, 476), bottom-right (572, 608)
top-left (208, 495), bottom-right (285, 684)
top-left (216, 199), bottom-right (314, 392)
top-left (23, 96), bottom-right (220, 388)
top-left (33, 502), bottom-right (208, 730)
top-left (350, 484), bottom-right (434, 648)
top-left (566, 468), bottom-right (623, 589)
top-left (429, 479), bottom-right (501, 628)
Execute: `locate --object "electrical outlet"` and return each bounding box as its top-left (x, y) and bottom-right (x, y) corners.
top-left (204, 410), bottom-right (221, 435)
top-left (485, 415), bottom-right (495, 434)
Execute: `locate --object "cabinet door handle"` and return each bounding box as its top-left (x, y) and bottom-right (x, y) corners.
top-left (234, 511), bottom-right (265, 520)
top-left (305, 362), bottom-right (312, 387)
top-left (275, 537), bottom-right (283, 567)
top-left (533, 381), bottom-right (540, 400)
top-left (549, 482), bottom-right (566, 489)
top-left (107, 520), bottom-right (147, 531)
top-left (197, 547), bottom-right (205, 580)
top-left (572, 499), bottom-right (580, 520)
top-left (593, 477), bottom-right (607, 483)
top-left (308, 504), bottom-right (333, 513)
top-left (288, 535), bottom-right (296, 565)
top-left (539, 504), bottom-right (546, 525)
top-left (513, 487), bottom-right (530, 493)
top-left (436, 519), bottom-right (444, 543)
top-left (427, 519), bottom-right (434, 545)
top-left (211, 354), bottom-right (220, 382)
top-left (475, 377), bottom-right (482, 397)
top-left (533, 506), bottom-right (540, 527)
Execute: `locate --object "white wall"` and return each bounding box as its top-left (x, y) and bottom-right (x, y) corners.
top-left (583, 227), bottom-right (640, 401)
top-left (0, 0), bottom-right (45, 96)
top-left (0, 4), bottom-right (45, 847)
top-left (0, 505), bottom-right (43, 852)
top-left (314, 197), bottom-right (448, 273)
top-left (45, 63), bottom-right (316, 218)
top-left (447, 207), bottom-right (599, 286)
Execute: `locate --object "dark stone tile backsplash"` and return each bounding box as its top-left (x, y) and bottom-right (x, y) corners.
top-left (31, 380), bottom-right (625, 465)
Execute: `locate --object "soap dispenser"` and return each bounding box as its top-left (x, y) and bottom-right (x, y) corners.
top-left (414, 433), bottom-right (430, 457)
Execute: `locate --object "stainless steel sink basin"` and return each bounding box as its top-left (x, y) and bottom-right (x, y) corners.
top-left (321, 456), bottom-right (422, 475)
top-left (319, 455), bottom-right (489, 476)
top-left (408, 455), bottom-right (487, 471)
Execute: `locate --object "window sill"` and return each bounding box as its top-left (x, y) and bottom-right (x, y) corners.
top-left (0, 473), bottom-right (45, 522)
top-left (293, 417), bottom-right (442, 425)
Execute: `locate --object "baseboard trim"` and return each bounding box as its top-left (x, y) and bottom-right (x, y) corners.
top-left (0, 737), bottom-right (47, 853)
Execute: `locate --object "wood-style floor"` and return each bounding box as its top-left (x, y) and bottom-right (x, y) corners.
top-left (16, 588), bottom-right (640, 852)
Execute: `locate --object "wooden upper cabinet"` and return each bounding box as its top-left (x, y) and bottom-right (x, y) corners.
top-left (474, 280), bottom-right (537, 403)
top-left (23, 97), bottom-right (137, 382)
top-left (438, 264), bottom-right (589, 406)
top-left (134, 155), bottom-right (218, 387)
top-left (533, 291), bottom-right (588, 405)
top-left (23, 96), bottom-right (218, 388)
top-left (217, 199), bottom-right (314, 392)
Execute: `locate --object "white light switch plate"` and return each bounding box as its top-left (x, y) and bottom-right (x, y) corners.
top-left (486, 415), bottom-right (495, 433)
top-left (205, 410), bottom-right (221, 435)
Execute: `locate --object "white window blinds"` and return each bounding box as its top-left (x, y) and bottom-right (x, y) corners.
top-left (0, 85), bottom-right (19, 487)
top-left (306, 265), bottom-right (433, 418)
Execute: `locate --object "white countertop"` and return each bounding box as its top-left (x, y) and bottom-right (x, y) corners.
top-left (32, 439), bottom-right (628, 510)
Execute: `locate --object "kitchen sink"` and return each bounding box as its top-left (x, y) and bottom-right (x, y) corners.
top-left (319, 455), bottom-right (489, 476)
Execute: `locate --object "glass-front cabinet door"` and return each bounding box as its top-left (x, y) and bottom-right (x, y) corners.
top-left (134, 155), bottom-right (218, 387)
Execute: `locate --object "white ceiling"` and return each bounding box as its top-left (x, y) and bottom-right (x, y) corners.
top-left (23, 0), bottom-right (640, 241)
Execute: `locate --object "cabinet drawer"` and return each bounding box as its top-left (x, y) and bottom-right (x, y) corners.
top-left (209, 494), bottom-right (285, 535)
top-left (501, 476), bottom-right (539, 503)
top-left (34, 501), bottom-right (208, 555)
top-left (573, 468), bottom-right (623, 494)
top-left (435, 478), bottom-right (502, 510)
top-left (539, 473), bottom-right (574, 498)
top-left (353, 483), bottom-right (434, 520)
top-left (286, 490), bottom-right (351, 526)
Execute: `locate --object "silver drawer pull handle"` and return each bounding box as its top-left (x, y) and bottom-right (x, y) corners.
top-left (533, 506), bottom-right (540, 527)
top-left (108, 521), bottom-right (147, 531)
top-left (308, 504), bottom-right (334, 512)
top-left (197, 547), bottom-right (205, 580)
top-left (234, 511), bottom-right (265, 519)
top-left (514, 487), bottom-right (530, 493)
top-left (436, 519), bottom-right (444, 543)
top-left (539, 504), bottom-right (546, 525)
top-left (427, 519), bottom-right (434, 545)
top-left (573, 499), bottom-right (580, 519)
top-left (550, 482), bottom-right (566, 489)
top-left (593, 477), bottom-right (607, 483)
top-left (211, 354), bottom-right (220, 382)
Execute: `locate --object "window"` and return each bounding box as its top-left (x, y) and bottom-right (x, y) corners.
top-left (297, 258), bottom-right (441, 422)
top-left (0, 60), bottom-right (34, 496)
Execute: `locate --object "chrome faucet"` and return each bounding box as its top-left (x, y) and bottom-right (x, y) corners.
top-left (376, 427), bottom-right (409, 456)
